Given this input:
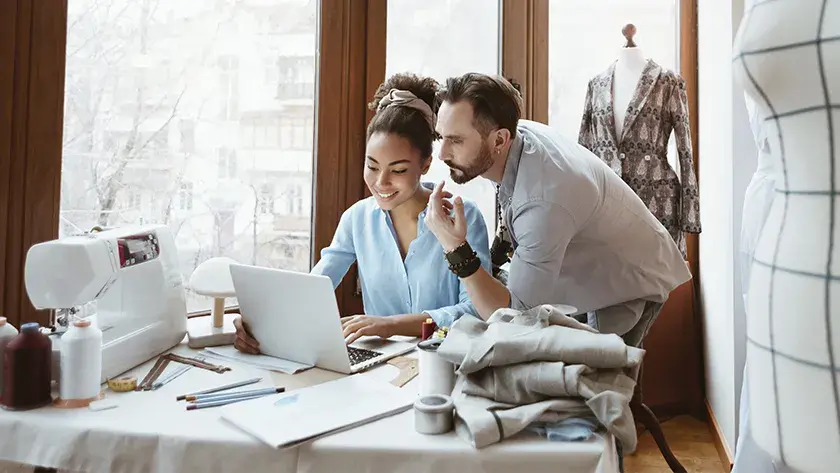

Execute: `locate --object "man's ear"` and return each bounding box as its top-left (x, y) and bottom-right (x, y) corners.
top-left (494, 128), bottom-right (511, 153)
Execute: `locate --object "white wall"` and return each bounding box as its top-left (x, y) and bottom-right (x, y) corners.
top-left (697, 0), bottom-right (755, 453)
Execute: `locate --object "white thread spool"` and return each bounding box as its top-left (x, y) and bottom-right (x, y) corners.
top-left (0, 317), bottom-right (19, 395)
top-left (59, 319), bottom-right (103, 403)
top-left (414, 394), bottom-right (454, 435)
top-left (417, 338), bottom-right (455, 397)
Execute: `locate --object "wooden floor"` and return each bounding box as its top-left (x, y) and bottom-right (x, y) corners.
top-left (625, 415), bottom-right (725, 473)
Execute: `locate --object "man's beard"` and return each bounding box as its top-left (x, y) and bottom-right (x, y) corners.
top-left (446, 142), bottom-right (494, 185)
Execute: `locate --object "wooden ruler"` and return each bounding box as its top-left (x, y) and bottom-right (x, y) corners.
top-left (136, 354), bottom-right (231, 391)
top-left (165, 353), bottom-right (231, 373)
top-left (136, 356), bottom-right (171, 391)
top-left (386, 356), bottom-right (418, 388)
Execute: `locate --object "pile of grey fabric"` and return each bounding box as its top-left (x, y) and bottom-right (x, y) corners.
top-left (436, 304), bottom-right (644, 452)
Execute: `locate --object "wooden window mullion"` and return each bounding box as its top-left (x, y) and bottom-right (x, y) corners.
top-left (314, 0), bottom-right (386, 317)
top-left (0, 0), bottom-right (67, 328)
top-left (501, 0), bottom-right (549, 124)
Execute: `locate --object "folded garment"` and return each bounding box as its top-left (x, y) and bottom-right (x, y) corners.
top-left (440, 305), bottom-right (644, 452)
top-left (438, 305), bottom-right (644, 375)
top-left (527, 417), bottom-right (599, 442)
top-left (460, 361), bottom-right (637, 405)
top-left (452, 380), bottom-right (637, 452)
top-left (453, 377), bottom-right (637, 451)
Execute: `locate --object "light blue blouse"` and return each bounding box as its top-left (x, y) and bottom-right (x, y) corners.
top-left (311, 184), bottom-right (491, 328)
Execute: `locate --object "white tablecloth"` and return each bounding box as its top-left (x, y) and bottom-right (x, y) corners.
top-left (0, 342), bottom-right (618, 473)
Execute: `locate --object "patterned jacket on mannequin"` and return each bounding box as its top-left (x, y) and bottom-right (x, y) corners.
top-left (578, 59), bottom-right (701, 257)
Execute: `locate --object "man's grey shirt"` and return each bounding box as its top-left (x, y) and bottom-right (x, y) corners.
top-left (497, 119), bottom-right (692, 315)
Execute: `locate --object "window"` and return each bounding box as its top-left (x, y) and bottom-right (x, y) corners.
top-left (276, 56), bottom-right (315, 100)
top-left (295, 184), bottom-right (304, 216)
top-left (179, 119), bottom-right (195, 154)
top-left (386, 0), bottom-right (500, 242)
top-left (217, 148), bottom-right (237, 179)
top-left (179, 182), bottom-right (193, 211)
top-left (264, 56), bottom-right (278, 87)
top-left (242, 116), bottom-right (285, 149)
top-left (259, 183), bottom-right (274, 214)
top-left (291, 118), bottom-right (309, 150)
top-left (60, 0), bottom-right (319, 313)
top-left (219, 55), bottom-right (239, 121)
top-left (127, 189), bottom-right (142, 209)
top-left (548, 0), bottom-right (679, 169)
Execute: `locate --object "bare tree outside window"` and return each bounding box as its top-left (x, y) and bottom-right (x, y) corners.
top-left (61, 0), bottom-right (318, 312)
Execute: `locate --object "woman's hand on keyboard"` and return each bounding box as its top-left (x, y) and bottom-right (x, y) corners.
top-left (233, 316), bottom-right (261, 354)
top-left (341, 315), bottom-right (397, 345)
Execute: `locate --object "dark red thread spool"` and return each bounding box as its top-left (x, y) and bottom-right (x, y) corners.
top-left (1, 322), bottom-right (53, 410)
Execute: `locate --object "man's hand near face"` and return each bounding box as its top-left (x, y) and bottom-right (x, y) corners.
top-left (424, 181), bottom-right (467, 252)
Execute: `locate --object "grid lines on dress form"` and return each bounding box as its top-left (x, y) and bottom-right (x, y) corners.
top-left (815, 5), bottom-right (840, 466)
top-left (738, 52), bottom-right (788, 465)
top-left (734, 0), bottom-right (840, 470)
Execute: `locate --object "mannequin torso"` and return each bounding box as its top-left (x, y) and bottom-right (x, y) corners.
top-left (613, 47), bottom-right (647, 139)
top-left (734, 1), bottom-right (840, 471)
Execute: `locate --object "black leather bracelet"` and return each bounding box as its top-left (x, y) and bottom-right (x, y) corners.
top-left (445, 241), bottom-right (481, 278)
top-left (454, 255), bottom-right (482, 278)
top-left (444, 241), bottom-right (475, 266)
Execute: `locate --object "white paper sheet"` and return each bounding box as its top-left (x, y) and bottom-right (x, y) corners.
top-left (201, 346), bottom-right (313, 374)
top-left (220, 375), bottom-right (416, 448)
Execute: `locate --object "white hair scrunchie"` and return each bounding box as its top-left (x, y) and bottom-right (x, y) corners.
top-left (377, 88), bottom-right (437, 132)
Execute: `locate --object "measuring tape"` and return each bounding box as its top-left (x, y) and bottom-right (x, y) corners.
top-left (107, 376), bottom-right (138, 392)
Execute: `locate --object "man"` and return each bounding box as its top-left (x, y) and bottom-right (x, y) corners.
top-left (424, 72), bottom-right (691, 345)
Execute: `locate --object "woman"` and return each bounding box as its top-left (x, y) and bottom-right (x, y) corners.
top-left (233, 73), bottom-right (491, 354)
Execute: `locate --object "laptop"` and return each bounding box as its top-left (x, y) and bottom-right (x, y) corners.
top-left (228, 263), bottom-right (417, 374)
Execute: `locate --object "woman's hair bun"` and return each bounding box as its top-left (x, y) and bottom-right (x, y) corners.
top-left (368, 72), bottom-right (439, 112)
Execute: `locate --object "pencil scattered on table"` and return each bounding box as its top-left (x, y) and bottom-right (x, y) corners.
top-left (186, 386), bottom-right (281, 402)
top-left (176, 377), bottom-right (262, 401)
top-left (185, 387), bottom-right (285, 411)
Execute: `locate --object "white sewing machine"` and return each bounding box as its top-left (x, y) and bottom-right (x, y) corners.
top-left (24, 224), bottom-right (188, 383)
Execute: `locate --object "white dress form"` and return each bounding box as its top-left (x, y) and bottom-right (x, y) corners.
top-left (613, 46), bottom-right (647, 139)
top-left (734, 1), bottom-right (840, 472)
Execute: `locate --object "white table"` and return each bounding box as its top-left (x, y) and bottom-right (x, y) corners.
top-left (0, 342), bottom-right (618, 473)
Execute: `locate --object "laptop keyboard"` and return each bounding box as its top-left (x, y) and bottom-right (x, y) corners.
top-left (347, 346), bottom-right (382, 366)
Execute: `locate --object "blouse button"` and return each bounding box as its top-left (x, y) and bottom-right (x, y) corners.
top-left (644, 155), bottom-right (651, 161)
top-left (619, 152), bottom-right (625, 160)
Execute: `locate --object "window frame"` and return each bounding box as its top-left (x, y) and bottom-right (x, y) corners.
top-left (0, 0), bottom-right (698, 327)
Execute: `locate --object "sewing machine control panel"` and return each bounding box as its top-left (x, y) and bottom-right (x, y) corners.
top-left (117, 232), bottom-right (160, 268)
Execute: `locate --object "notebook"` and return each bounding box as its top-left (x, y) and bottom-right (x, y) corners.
top-left (201, 346), bottom-right (313, 374)
top-left (219, 374), bottom-right (416, 448)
